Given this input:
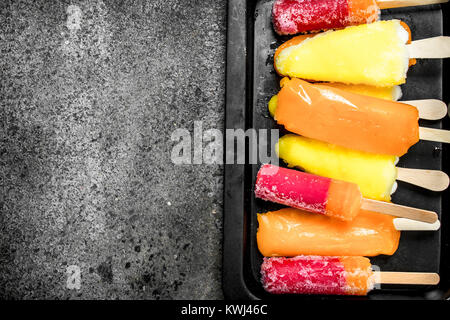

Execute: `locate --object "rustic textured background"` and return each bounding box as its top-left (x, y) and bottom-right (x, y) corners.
top-left (1, 0), bottom-right (226, 299)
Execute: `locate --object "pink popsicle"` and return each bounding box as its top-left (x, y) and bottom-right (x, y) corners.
top-left (255, 164), bottom-right (363, 221)
top-left (255, 164), bottom-right (330, 214)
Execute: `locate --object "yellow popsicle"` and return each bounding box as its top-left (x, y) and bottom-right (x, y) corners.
top-left (274, 20), bottom-right (411, 87)
top-left (277, 134), bottom-right (398, 201)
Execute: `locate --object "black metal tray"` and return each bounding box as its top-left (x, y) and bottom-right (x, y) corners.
top-left (224, 0), bottom-right (450, 300)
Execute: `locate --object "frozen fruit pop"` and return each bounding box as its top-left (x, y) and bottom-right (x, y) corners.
top-left (257, 208), bottom-right (440, 258)
top-left (261, 255), bottom-right (440, 295)
top-left (272, 78), bottom-right (449, 152)
top-left (324, 83), bottom-right (402, 101)
top-left (272, 0), bottom-right (448, 35)
top-left (274, 20), bottom-right (450, 86)
top-left (273, 0), bottom-right (379, 35)
top-left (275, 78), bottom-right (420, 156)
top-left (274, 20), bottom-right (414, 87)
top-left (255, 164), bottom-right (438, 222)
top-left (268, 85), bottom-right (403, 117)
top-left (277, 134), bottom-right (449, 201)
top-left (257, 208), bottom-right (401, 257)
top-left (322, 84), bottom-right (447, 120)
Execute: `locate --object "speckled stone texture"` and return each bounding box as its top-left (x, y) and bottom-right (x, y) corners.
top-left (1, 0), bottom-right (225, 299)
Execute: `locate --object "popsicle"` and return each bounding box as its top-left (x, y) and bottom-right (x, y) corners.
top-left (261, 255), bottom-right (440, 295)
top-left (277, 134), bottom-right (449, 201)
top-left (274, 20), bottom-right (450, 87)
top-left (255, 164), bottom-right (438, 222)
top-left (268, 89), bottom-right (404, 117)
top-left (257, 208), bottom-right (440, 257)
top-left (323, 84), bottom-right (447, 119)
top-left (273, 77), bottom-right (450, 156)
top-left (324, 83), bottom-right (402, 101)
top-left (272, 0), bottom-right (448, 35)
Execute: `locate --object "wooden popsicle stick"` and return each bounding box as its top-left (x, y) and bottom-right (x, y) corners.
top-left (374, 271), bottom-right (440, 285)
top-left (407, 37), bottom-right (450, 59)
top-left (419, 126), bottom-right (450, 143)
top-left (403, 99), bottom-right (447, 120)
top-left (397, 167), bottom-right (450, 191)
top-left (393, 218), bottom-right (441, 231)
top-left (361, 198), bottom-right (438, 223)
top-left (376, 0), bottom-right (448, 9)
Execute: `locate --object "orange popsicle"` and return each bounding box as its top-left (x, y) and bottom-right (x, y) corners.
top-left (257, 208), bottom-right (400, 257)
top-left (274, 78), bottom-right (419, 156)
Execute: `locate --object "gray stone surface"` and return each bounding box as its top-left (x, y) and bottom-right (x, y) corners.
top-left (1, 0), bottom-right (226, 299)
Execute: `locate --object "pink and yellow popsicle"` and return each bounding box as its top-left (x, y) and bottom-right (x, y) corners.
top-left (261, 255), bottom-right (440, 295)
